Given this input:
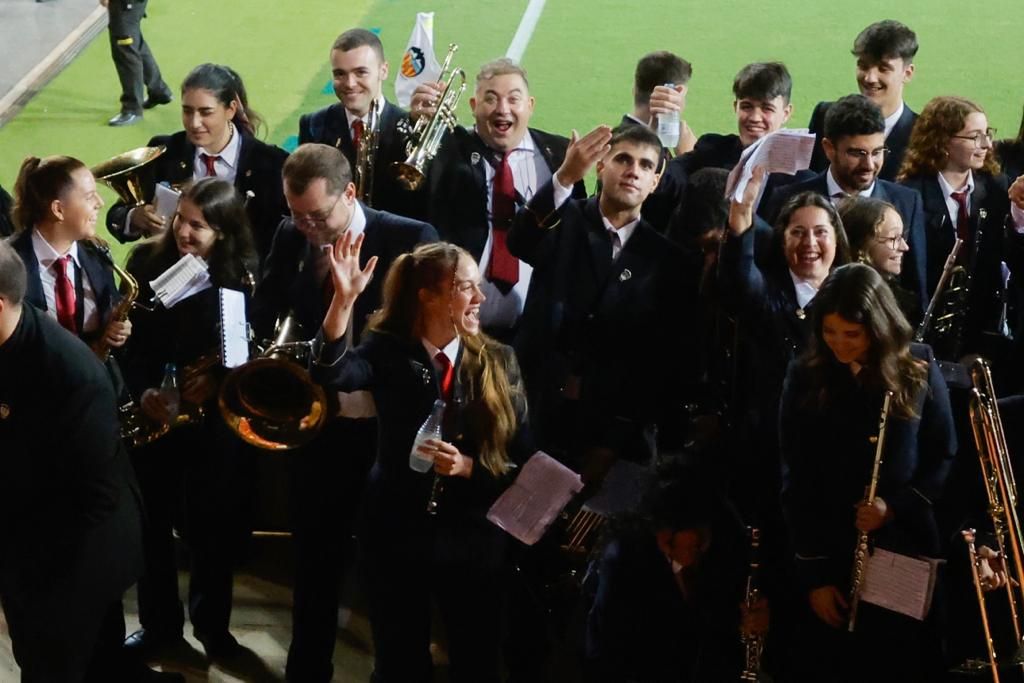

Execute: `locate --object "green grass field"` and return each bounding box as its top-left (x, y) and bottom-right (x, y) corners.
top-left (2, 0), bottom-right (1023, 263)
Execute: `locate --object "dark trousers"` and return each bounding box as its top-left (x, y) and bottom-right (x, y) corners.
top-left (131, 418), bottom-right (251, 638)
top-left (107, 0), bottom-right (169, 114)
top-left (285, 417), bottom-right (376, 683)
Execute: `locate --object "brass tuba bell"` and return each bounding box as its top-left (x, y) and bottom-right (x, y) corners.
top-left (91, 145), bottom-right (167, 207)
top-left (218, 314), bottom-right (329, 451)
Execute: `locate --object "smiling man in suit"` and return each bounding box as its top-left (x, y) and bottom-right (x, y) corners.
top-left (807, 20), bottom-right (919, 181)
top-left (298, 29), bottom-right (421, 219)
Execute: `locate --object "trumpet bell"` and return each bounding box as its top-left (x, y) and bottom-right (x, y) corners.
top-left (91, 145), bottom-right (166, 207)
top-left (219, 357), bottom-right (328, 451)
top-left (391, 161), bottom-right (426, 191)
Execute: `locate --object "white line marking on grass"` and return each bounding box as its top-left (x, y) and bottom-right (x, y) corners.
top-left (506, 0), bottom-right (547, 63)
top-left (0, 5), bottom-right (108, 120)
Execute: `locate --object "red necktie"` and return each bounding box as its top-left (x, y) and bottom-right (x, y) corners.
top-left (53, 255), bottom-right (77, 334)
top-left (201, 153), bottom-right (219, 177)
top-left (487, 152), bottom-right (519, 294)
top-left (951, 189), bottom-right (970, 242)
top-left (352, 119), bottom-right (364, 149)
top-left (435, 351), bottom-right (454, 401)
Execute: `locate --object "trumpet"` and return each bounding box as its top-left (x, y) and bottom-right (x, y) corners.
top-left (392, 44), bottom-right (466, 191)
top-left (355, 98), bottom-right (380, 206)
top-left (848, 390), bottom-right (893, 632)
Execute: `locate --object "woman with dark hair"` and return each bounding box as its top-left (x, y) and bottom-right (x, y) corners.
top-left (995, 104), bottom-right (1024, 183)
top-left (780, 262), bottom-right (956, 681)
top-left (897, 95), bottom-right (1024, 363)
top-left (311, 237), bottom-right (531, 683)
top-left (106, 62), bottom-right (288, 265)
top-left (120, 177), bottom-right (257, 659)
top-left (838, 195), bottom-right (921, 327)
top-left (8, 155), bottom-right (130, 352)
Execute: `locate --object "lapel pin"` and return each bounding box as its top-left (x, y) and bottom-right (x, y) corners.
top-left (0, 404), bottom-right (9, 420)
top-left (470, 151), bottom-right (481, 165)
top-left (619, 269), bottom-right (632, 282)
top-left (179, 161), bottom-right (188, 170)
top-left (246, 170), bottom-right (253, 178)
top-left (796, 308), bottom-right (806, 320)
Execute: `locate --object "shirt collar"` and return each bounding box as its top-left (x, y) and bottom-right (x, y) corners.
top-left (31, 229), bottom-right (80, 268)
top-left (421, 336), bottom-right (460, 368)
top-left (788, 271), bottom-right (819, 309)
top-left (937, 170), bottom-right (975, 200)
top-left (197, 122), bottom-right (241, 170)
top-left (826, 167), bottom-right (874, 200)
top-left (347, 201), bottom-right (367, 239)
top-left (883, 102), bottom-right (905, 138)
top-left (345, 95), bottom-right (386, 129)
top-left (475, 127), bottom-right (535, 159)
top-left (602, 214), bottom-right (641, 248)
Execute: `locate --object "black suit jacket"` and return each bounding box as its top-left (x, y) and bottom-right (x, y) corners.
top-left (996, 139), bottom-right (1024, 184)
top-left (105, 130), bottom-right (289, 267)
top-left (508, 181), bottom-right (694, 456)
top-left (899, 172), bottom-right (1024, 356)
top-left (10, 228), bottom-right (119, 343)
top-left (426, 126), bottom-right (586, 263)
top-left (298, 100), bottom-right (425, 220)
top-left (0, 184), bottom-right (13, 238)
top-left (807, 101), bottom-right (917, 181)
top-left (0, 304), bottom-right (144, 620)
top-left (253, 206), bottom-right (437, 343)
top-left (761, 171), bottom-right (928, 310)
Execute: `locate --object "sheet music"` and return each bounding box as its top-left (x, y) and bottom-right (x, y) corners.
top-left (727, 128), bottom-right (817, 203)
top-left (153, 183), bottom-right (181, 224)
top-left (149, 254), bottom-right (211, 308)
top-left (219, 288), bottom-right (249, 369)
top-left (860, 548), bottom-right (942, 621)
top-left (486, 452), bottom-right (584, 546)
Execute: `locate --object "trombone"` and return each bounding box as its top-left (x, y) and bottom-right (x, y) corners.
top-left (965, 356), bottom-right (1024, 679)
top-left (392, 44), bottom-right (466, 191)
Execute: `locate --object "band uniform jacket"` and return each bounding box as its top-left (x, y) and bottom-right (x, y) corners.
top-left (807, 101), bottom-right (918, 182)
top-left (252, 208), bottom-right (437, 343)
top-left (761, 171), bottom-right (929, 312)
top-left (0, 184), bottom-right (13, 238)
top-left (898, 172), bottom-right (1024, 359)
top-left (507, 180), bottom-right (694, 456)
top-left (0, 304), bottom-right (144, 627)
top-left (105, 130), bottom-right (289, 268)
top-left (298, 100), bottom-right (425, 220)
top-left (425, 126), bottom-right (586, 264)
top-left (779, 343), bottom-right (956, 591)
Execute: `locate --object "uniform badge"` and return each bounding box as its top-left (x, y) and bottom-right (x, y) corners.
top-left (470, 151), bottom-right (481, 165)
top-left (619, 269), bottom-right (632, 282)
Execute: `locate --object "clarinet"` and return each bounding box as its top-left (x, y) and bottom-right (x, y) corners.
top-left (740, 526), bottom-right (766, 682)
top-left (848, 390), bottom-right (893, 632)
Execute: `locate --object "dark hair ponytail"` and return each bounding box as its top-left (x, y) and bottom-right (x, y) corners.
top-left (12, 155), bottom-right (87, 231)
top-left (181, 63), bottom-right (264, 137)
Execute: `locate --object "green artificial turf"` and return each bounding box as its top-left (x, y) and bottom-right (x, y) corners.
top-left (2, 0), bottom-right (1023, 264)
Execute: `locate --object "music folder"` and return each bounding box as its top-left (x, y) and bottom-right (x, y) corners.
top-left (487, 452), bottom-right (583, 546)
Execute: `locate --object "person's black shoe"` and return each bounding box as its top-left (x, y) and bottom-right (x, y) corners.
top-left (195, 630), bottom-right (241, 659)
top-left (108, 111), bottom-right (142, 126)
top-left (143, 91), bottom-right (173, 109)
top-left (123, 628), bottom-right (185, 657)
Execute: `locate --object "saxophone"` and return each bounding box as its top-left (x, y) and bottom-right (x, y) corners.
top-left (354, 98), bottom-right (380, 206)
top-left (848, 390), bottom-right (894, 632)
top-left (740, 526), bottom-right (767, 682)
top-left (88, 238), bottom-right (139, 361)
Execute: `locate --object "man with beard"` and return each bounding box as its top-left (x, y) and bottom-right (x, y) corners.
top-left (410, 58), bottom-right (586, 342)
top-left (807, 20), bottom-right (919, 181)
top-left (763, 94), bottom-right (927, 310)
top-left (253, 143), bottom-right (436, 683)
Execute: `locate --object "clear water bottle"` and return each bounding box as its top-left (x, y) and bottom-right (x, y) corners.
top-left (409, 399), bottom-right (446, 473)
top-left (159, 362), bottom-right (180, 422)
top-left (656, 82), bottom-right (680, 149)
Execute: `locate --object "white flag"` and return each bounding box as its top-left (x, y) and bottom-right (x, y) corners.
top-left (394, 12), bottom-right (443, 109)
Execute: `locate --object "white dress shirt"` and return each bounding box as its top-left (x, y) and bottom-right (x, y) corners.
top-left (194, 122), bottom-right (242, 182)
top-left (788, 271), bottom-right (818, 310)
top-left (826, 168), bottom-right (874, 204)
top-left (423, 337), bottom-right (461, 376)
top-left (552, 176), bottom-right (639, 258)
top-left (884, 102), bottom-right (905, 140)
top-left (936, 171), bottom-right (975, 232)
top-left (31, 230), bottom-right (99, 333)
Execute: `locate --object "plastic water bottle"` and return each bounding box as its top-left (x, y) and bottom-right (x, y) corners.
top-left (656, 82), bottom-right (680, 149)
top-left (409, 399), bottom-right (446, 473)
top-left (159, 363), bottom-right (180, 422)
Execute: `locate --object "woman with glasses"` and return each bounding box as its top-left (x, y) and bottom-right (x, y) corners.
top-left (897, 96), bottom-right (1024, 363)
top-left (310, 237), bottom-right (531, 683)
top-left (105, 63), bottom-right (288, 269)
top-left (838, 196), bottom-right (921, 327)
top-left (121, 177), bottom-right (258, 660)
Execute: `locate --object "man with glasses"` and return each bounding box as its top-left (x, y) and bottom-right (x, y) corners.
top-left (807, 20), bottom-right (919, 181)
top-left (763, 94), bottom-right (927, 310)
top-left (253, 142), bottom-right (436, 683)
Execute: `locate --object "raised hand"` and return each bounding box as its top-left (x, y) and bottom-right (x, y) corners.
top-left (555, 125), bottom-right (614, 188)
top-left (327, 229), bottom-right (378, 307)
top-left (727, 165), bottom-right (766, 236)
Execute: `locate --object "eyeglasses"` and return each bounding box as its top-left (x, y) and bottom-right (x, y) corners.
top-left (875, 233), bottom-right (908, 250)
top-left (290, 194), bottom-right (341, 229)
top-left (952, 128), bottom-right (997, 147)
top-left (843, 147), bottom-right (889, 162)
